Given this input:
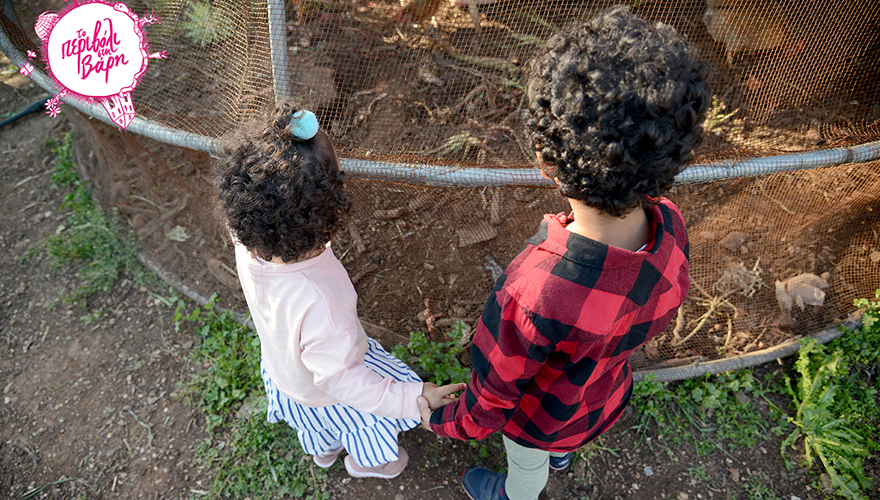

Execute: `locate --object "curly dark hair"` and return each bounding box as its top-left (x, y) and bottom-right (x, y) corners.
top-left (527, 6), bottom-right (711, 217)
top-left (215, 101), bottom-right (350, 263)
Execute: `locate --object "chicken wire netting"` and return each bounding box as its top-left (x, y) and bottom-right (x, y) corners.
top-left (3, 0), bottom-right (879, 376)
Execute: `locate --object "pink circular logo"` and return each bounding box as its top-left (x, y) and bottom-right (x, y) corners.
top-left (46, 2), bottom-right (145, 98)
top-left (35, 1), bottom-right (165, 129)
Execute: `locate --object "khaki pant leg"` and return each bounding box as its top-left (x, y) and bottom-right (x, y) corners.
top-left (502, 435), bottom-right (549, 500)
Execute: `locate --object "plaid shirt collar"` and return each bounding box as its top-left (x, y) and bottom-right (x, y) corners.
top-left (526, 203), bottom-right (667, 269)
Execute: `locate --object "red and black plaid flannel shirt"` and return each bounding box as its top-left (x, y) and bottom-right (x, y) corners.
top-left (430, 198), bottom-right (689, 451)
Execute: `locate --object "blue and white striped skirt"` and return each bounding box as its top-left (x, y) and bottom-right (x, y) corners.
top-left (261, 337), bottom-right (421, 467)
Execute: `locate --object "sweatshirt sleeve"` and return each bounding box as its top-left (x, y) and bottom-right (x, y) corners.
top-left (429, 290), bottom-right (548, 440)
top-left (300, 324), bottom-right (424, 421)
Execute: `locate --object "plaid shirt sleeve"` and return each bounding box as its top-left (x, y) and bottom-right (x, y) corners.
top-left (428, 278), bottom-right (549, 441)
top-left (430, 199), bottom-right (689, 450)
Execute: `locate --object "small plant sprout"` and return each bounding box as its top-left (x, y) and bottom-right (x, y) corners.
top-left (706, 96), bottom-right (738, 132)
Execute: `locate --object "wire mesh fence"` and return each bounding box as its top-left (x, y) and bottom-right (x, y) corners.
top-left (3, 0), bottom-right (879, 377)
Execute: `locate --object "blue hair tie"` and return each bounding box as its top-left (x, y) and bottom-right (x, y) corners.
top-left (290, 110), bottom-right (319, 140)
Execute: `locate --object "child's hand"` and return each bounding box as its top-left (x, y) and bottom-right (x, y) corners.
top-left (421, 382), bottom-right (467, 411)
top-left (417, 396), bottom-right (433, 431)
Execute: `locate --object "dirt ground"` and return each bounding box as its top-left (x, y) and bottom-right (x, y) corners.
top-left (2, 60), bottom-right (879, 500)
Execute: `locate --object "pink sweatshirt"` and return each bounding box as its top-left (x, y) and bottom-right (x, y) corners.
top-left (233, 241), bottom-right (423, 420)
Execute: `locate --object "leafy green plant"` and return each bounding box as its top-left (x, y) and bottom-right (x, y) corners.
top-left (629, 292), bottom-right (879, 499)
top-left (468, 432), bottom-right (505, 461)
top-left (573, 435), bottom-right (618, 476)
top-left (181, 1), bottom-right (235, 47)
top-left (833, 290), bottom-right (880, 367)
top-left (631, 373), bottom-right (683, 451)
top-left (44, 133), bottom-right (144, 304)
top-left (678, 370), bottom-right (772, 450)
top-left (392, 320), bottom-right (472, 385)
top-left (779, 292), bottom-right (880, 500)
top-left (176, 294), bottom-right (261, 432)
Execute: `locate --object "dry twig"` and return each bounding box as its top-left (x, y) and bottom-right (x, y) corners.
top-left (672, 282), bottom-right (738, 347)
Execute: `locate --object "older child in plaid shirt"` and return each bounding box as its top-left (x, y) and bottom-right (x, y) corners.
top-left (416, 6), bottom-right (711, 500)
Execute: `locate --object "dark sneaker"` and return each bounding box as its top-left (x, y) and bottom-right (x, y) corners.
top-left (461, 466), bottom-right (508, 500)
top-left (549, 452), bottom-right (572, 471)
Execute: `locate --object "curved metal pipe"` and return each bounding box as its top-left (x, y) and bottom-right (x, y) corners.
top-left (3, 24), bottom-right (878, 187)
top-left (631, 318), bottom-right (859, 383)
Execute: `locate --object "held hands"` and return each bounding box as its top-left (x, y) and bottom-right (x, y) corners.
top-left (418, 382), bottom-right (466, 431)
top-left (421, 382), bottom-right (466, 409)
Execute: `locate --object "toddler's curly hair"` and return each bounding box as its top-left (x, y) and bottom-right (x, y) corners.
top-left (527, 6), bottom-right (710, 217)
top-left (215, 102), bottom-right (350, 263)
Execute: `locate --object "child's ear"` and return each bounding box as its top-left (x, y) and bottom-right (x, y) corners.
top-left (540, 167), bottom-right (562, 187)
top-left (535, 151), bottom-right (554, 181)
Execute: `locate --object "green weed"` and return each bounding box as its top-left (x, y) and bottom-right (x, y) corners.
top-left (44, 133), bottom-right (145, 305)
top-left (0, 63), bottom-right (19, 78)
top-left (392, 320), bottom-right (472, 386)
top-left (630, 374), bottom-right (676, 431)
top-left (678, 371), bottom-right (772, 450)
top-left (834, 291), bottom-right (880, 367)
top-left (49, 132), bottom-right (78, 188)
top-left (178, 295), bottom-right (328, 499)
top-left (706, 97), bottom-right (738, 132)
top-left (175, 294), bottom-right (261, 432)
top-left (390, 321), bottom-right (509, 459)
top-left (573, 435), bottom-right (618, 479)
top-left (468, 432), bottom-right (505, 461)
top-left (687, 464), bottom-right (710, 484)
top-left (737, 475), bottom-right (782, 500)
top-left (16, 248), bottom-right (40, 265)
top-left (196, 416), bottom-right (330, 500)
top-left (575, 435), bottom-right (618, 461)
top-left (632, 370), bottom-right (773, 456)
top-left (780, 291), bottom-right (880, 500)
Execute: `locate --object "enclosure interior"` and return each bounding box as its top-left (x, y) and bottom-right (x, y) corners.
top-left (5, 0), bottom-right (880, 372)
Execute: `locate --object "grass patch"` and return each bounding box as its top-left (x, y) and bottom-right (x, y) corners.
top-left (631, 290), bottom-right (880, 500)
top-left (44, 131), bottom-right (146, 305)
top-left (175, 295), bottom-right (329, 499)
top-left (196, 416), bottom-right (330, 500)
top-left (175, 294), bottom-right (261, 432)
top-left (631, 369), bottom-right (777, 458)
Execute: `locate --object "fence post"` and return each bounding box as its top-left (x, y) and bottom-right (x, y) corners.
top-left (267, 0), bottom-right (292, 102)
